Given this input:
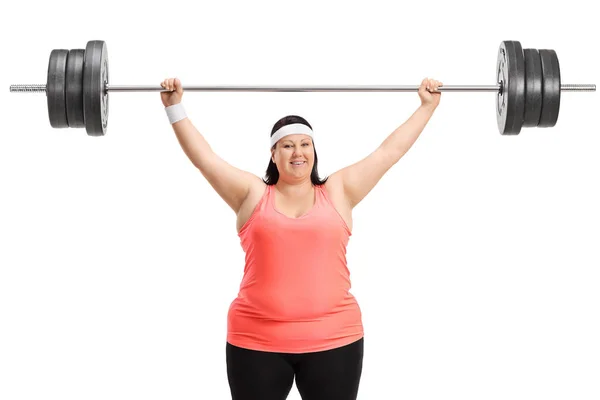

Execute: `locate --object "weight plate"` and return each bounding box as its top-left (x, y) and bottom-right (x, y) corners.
top-left (83, 40), bottom-right (109, 136)
top-left (538, 49), bottom-right (561, 128)
top-left (496, 41), bottom-right (525, 135)
top-left (523, 49), bottom-right (543, 127)
top-left (65, 49), bottom-right (85, 128)
top-left (46, 49), bottom-right (69, 128)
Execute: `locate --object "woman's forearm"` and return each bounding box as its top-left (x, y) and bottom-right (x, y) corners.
top-left (380, 104), bottom-right (437, 162)
top-left (171, 117), bottom-right (214, 170)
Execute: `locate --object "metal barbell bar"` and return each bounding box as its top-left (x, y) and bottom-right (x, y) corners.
top-left (12, 84), bottom-right (595, 92)
top-left (9, 40), bottom-right (596, 136)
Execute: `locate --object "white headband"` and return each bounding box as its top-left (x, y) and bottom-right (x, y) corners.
top-left (270, 123), bottom-right (313, 147)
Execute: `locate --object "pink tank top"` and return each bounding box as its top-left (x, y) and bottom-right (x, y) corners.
top-left (226, 184), bottom-right (364, 353)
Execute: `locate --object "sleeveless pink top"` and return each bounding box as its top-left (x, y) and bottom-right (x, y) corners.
top-left (226, 184), bottom-right (364, 353)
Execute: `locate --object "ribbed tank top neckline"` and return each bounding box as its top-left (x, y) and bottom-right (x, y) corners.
top-left (238, 184), bottom-right (351, 237)
top-left (269, 184), bottom-right (321, 220)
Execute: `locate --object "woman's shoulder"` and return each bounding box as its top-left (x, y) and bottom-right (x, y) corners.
top-left (322, 173), bottom-right (343, 192)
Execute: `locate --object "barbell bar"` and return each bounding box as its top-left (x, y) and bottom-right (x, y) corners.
top-left (9, 39), bottom-right (596, 137)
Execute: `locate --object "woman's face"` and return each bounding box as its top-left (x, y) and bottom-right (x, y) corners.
top-left (271, 134), bottom-right (314, 182)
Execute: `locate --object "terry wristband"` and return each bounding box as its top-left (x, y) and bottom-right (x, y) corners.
top-left (165, 103), bottom-right (187, 124)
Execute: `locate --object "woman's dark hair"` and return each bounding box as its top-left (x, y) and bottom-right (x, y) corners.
top-left (263, 115), bottom-right (329, 185)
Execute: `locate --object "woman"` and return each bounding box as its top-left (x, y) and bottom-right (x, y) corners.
top-left (160, 77), bottom-right (442, 400)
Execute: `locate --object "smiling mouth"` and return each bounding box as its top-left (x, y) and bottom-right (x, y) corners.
top-left (290, 161), bottom-right (306, 165)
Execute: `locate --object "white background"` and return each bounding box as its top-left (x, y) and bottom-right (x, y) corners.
top-left (1, 1), bottom-right (598, 399)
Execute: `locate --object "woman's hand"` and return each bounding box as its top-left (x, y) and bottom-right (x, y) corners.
top-left (418, 77), bottom-right (442, 109)
top-left (160, 77), bottom-right (184, 107)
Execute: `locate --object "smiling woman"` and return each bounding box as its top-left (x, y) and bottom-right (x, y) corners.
top-left (159, 76), bottom-right (443, 400)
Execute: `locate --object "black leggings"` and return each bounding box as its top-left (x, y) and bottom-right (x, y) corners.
top-left (226, 337), bottom-right (364, 400)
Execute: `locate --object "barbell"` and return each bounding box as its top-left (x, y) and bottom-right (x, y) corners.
top-left (9, 39), bottom-right (596, 136)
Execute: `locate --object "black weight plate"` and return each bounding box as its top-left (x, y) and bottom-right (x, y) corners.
top-left (83, 40), bottom-right (109, 136)
top-left (496, 41), bottom-right (525, 135)
top-left (65, 49), bottom-right (85, 128)
top-left (523, 49), bottom-right (543, 127)
top-left (47, 49), bottom-right (69, 128)
top-left (538, 49), bottom-right (561, 128)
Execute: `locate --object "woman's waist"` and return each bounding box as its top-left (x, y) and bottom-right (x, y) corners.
top-left (227, 295), bottom-right (363, 351)
top-left (229, 288), bottom-right (360, 322)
